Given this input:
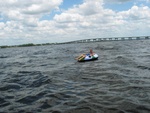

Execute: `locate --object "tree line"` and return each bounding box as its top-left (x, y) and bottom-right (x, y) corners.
top-left (0, 43), bottom-right (59, 49)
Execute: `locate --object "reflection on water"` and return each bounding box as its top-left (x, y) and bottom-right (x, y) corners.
top-left (0, 40), bottom-right (150, 113)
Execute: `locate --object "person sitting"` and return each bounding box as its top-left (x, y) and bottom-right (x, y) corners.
top-left (90, 49), bottom-right (94, 56)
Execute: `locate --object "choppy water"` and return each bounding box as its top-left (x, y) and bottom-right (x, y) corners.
top-left (0, 40), bottom-right (150, 113)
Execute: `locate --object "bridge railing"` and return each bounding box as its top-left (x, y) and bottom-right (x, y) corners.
top-left (68, 36), bottom-right (150, 44)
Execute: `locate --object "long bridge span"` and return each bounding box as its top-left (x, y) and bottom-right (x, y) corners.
top-left (66, 36), bottom-right (150, 44)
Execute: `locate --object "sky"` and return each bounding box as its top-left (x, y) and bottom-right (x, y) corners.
top-left (0, 0), bottom-right (150, 46)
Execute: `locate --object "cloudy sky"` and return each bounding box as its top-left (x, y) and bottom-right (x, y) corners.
top-left (0, 0), bottom-right (150, 46)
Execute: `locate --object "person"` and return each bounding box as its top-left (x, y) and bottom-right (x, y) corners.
top-left (76, 49), bottom-right (94, 61)
top-left (90, 49), bottom-right (94, 56)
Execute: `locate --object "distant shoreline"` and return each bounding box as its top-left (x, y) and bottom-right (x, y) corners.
top-left (1, 36), bottom-right (150, 49)
top-left (0, 43), bottom-right (61, 49)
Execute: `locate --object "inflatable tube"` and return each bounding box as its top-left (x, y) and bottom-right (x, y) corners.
top-left (77, 53), bottom-right (98, 62)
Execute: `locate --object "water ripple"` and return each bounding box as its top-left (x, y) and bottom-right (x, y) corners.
top-left (0, 40), bottom-right (150, 113)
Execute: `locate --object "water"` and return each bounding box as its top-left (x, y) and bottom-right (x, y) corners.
top-left (0, 40), bottom-right (150, 113)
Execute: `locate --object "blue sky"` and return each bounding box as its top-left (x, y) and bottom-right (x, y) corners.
top-left (0, 0), bottom-right (150, 46)
top-left (61, 0), bottom-right (83, 9)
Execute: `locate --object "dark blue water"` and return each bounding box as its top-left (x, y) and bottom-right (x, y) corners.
top-left (0, 40), bottom-right (150, 113)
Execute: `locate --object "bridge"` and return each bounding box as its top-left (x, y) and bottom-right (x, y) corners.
top-left (66, 36), bottom-right (150, 44)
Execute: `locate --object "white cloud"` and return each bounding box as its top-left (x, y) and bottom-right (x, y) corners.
top-left (0, 0), bottom-right (62, 20)
top-left (119, 5), bottom-right (150, 20)
top-left (0, 22), bottom-right (5, 29)
top-left (0, 0), bottom-right (150, 45)
top-left (22, 0), bottom-right (62, 15)
top-left (53, 0), bottom-right (150, 41)
top-left (53, 0), bottom-right (125, 38)
top-left (0, 0), bottom-right (63, 45)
